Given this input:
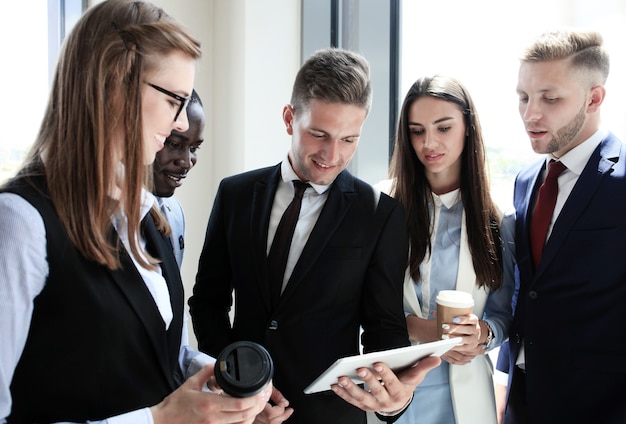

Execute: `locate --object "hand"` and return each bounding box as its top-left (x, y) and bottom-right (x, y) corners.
top-left (440, 313), bottom-right (484, 365)
top-left (406, 313), bottom-right (439, 343)
top-left (330, 356), bottom-right (440, 415)
top-left (150, 364), bottom-right (270, 424)
top-left (252, 386), bottom-right (294, 423)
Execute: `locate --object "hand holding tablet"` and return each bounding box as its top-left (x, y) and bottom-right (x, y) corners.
top-left (304, 337), bottom-right (462, 394)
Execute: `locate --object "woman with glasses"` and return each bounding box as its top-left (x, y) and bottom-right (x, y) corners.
top-left (0, 1), bottom-right (269, 423)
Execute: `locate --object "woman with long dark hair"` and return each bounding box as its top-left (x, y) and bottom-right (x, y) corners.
top-left (379, 75), bottom-right (515, 424)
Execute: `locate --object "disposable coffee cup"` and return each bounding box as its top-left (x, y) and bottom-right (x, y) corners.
top-left (214, 341), bottom-right (274, 398)
top-left (436, 290), bottom-right (474, 340)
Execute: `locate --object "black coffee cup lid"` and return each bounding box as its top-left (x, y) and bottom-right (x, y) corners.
top-left (215, 341), bottom-right (274, 398)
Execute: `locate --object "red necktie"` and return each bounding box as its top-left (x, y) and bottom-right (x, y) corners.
top-left (268, 180), bottom-right (309, 307)
top-left (530, 160), bottom-right (567, 267)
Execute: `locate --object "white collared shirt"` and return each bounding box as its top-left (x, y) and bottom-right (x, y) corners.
top-left (111, 190), bottom-right (173, 329)
top-left (538, 128), bottom-right (605, 241)
top-left (266, 156), bottom-right (331, 293)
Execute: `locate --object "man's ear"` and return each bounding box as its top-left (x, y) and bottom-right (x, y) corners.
top-left (283, 104), bottom-right (295, 135)
top-left (587, 85), bottom-right (606, 113)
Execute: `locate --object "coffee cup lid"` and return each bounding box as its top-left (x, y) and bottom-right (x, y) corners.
top-left (215, 341), bottom-right (274, 398)
top-left (435, 290), bottom-right (474, 308)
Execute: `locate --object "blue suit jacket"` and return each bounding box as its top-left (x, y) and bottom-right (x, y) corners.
top-left (505, 133), bottom-right (626, 424)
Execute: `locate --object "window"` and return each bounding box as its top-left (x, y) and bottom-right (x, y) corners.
top-left (302, 0), bottom-right (626, 206)
top-left (0, 0), bottom-right (83, 184)
top-left (400, 0), bottom-right (626, 208)
top-left (301, 0), bottom-right (399, 185)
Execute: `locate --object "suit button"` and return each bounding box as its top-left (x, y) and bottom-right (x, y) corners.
top-left (528, 290), bottom-right (538, 299)
top-left (269, 320), bottom-right (278, 330)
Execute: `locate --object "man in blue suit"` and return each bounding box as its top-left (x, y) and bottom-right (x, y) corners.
top-left (504, 29), bottom-right (626, 423)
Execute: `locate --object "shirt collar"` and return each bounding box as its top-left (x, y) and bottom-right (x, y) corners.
top-left (547, 128), bottom-right (606, 176)
top-left (280, 154), bottom-right (331, 195)
top-left (111, 187), bottom-right (157, 230)
top-left (432, 188), bottom-right (461, 209)
top-left (110, 162), bottom-right (156, 223)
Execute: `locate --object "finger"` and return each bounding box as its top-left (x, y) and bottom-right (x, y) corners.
top-left (443, 350), bottom-right (473, 365)
top-left (460, 313), bottom-right (479, 324)
top-left (262, 402), bottom-right (295, 422)
top-left (186, 363), bottom-right (216, 391)
top-left (370, 362), bottom-right (425, 413)
top-left (370, 362), bottom-right (403, 394)
top-left (269, 385), bottom-right (289, 407)
top-left (217, 387), bottom-right (271, 413)
top-left (354, 365), bottom-right (403, 404)
top-left (447, 312), bottom-right (474, 325)
top-left (446, 322), bottom-right (479, 336)
top-left (331, 375), bottom-right (372, 409)
top-left (442, 350), bottom-right (462, 363)
top-left (397, 355), bottom-right (441, 387)
top-left (205, 375), bottom-right (221, 392)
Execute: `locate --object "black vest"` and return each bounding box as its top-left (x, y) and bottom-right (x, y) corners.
top-left (5, 175), bottom-right (184, 423)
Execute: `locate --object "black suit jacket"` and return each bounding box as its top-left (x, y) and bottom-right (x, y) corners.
top-left (504, 133), bottom-right (626, 424)
top-left (189, 164), bottom-right (410, 423)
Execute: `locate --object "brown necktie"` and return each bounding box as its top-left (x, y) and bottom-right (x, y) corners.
top-left (268, 180), bottom-right (309, 307)
top-left (530, 160), bottom-right (567, 267)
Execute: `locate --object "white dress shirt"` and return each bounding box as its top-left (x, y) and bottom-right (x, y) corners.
top-left (266, 157), bottom-right (331, 293)
top-left (536, 128), bottom-right (605, 241)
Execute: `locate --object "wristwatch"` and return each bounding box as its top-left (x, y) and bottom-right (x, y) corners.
top-left (482, 321), bottom-right (494, 350)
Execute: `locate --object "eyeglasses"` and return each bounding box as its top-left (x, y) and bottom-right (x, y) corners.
top-left (145, 82), bottom-right (191, 122)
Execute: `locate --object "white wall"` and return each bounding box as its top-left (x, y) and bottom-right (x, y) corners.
top-left (145, 0), bottom-right (301, 348)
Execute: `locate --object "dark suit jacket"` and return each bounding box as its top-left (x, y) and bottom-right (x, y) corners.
top-left (6, 174), bottom-right (184, 422)
top-left (504, 133), bottom-right (626, 424)
top-left (189, 164), bottom-right (410, 424)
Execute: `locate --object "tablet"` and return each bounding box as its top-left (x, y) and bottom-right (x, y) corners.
top-left (303, 337), bottom-right (462, 394)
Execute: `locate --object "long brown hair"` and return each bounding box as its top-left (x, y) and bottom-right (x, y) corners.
top-left (11, 0), bottom-right (201, 270)
top-left (388, 75), bottom-right (503, 289)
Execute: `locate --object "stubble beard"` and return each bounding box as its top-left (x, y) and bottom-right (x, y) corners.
top-left (544, 102), bottom-right (586, 155)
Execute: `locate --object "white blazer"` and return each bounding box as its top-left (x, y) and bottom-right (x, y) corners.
top-left (403, 210), bottom-right (496, 424)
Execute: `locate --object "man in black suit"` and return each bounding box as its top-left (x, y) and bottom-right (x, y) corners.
top-left (504, 29), bottom-right (626, 423)
top-left (189, 48), bottom-right (439, 423)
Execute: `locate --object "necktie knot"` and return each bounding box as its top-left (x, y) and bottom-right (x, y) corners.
top-left (292, 180), bottom-right (309, 199)
top-left (530, 160), bottom-right (567, 268)
top-left (546, 160), bottom-right (567, 181)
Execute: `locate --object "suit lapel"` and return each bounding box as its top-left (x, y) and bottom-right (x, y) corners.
top-left (251, 165), bottom-right (281, 311)
top-left (514, 159), bottom-right (545, 281)
top-left (143, 214), bottom-right (184, 386)
top-left (159, 198), bottom-right (184, 267)
top-left (278, 171), bottom-right (356, 305)
top-left (107, 215), bottom-right (181, 389)
top-left (143, 214), bottom-right (184, 337)
top-left (535, 136), bottom-right (621, 278)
